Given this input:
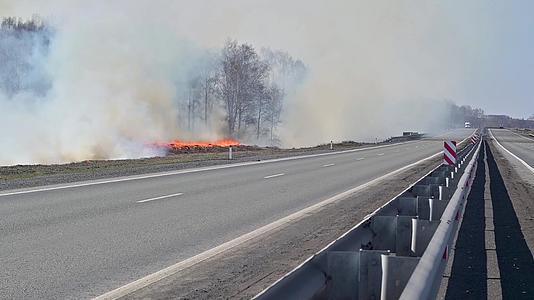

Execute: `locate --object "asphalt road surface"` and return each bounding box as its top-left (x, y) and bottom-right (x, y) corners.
top-left (490, 129), bottom-right (534, 171)
top-left (0, 129), bottom-right (473, 299)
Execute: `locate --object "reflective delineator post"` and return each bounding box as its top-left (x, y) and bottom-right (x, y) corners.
top-left (443, 141), bottom-right (457, 165)
top-left (229, 146), bottom-right (233, 160)
top-left (330, 141), bottom-right (333, 150)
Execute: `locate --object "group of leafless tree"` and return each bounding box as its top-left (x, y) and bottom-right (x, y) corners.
top-left (1, 17), bottom-right (306, 145)
top-left (180, 40), bottom-right (306, 144)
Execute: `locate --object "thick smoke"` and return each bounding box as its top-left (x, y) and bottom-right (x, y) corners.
top-left (0, 19), bottom-right (182, 164)
top-left (0, 3), bottom-right (225, 165)
top-left (0, 1), bottom-right (493, 164)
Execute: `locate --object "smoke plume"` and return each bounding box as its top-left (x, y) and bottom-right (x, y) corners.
top-left (0, 0), bottom-right (494, 164)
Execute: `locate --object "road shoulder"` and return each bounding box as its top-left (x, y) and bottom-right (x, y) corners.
top-left (489, 139), bottom-right (534, 252)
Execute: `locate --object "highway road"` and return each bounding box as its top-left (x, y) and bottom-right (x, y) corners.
top-left (0, 129), bottom-right (473, 299)
top-left (490, 129), bottom-right (534, 172)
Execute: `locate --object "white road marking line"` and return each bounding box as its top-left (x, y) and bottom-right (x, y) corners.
top-left (264, 173), bottom-right (285, 179)
top-left (0, 141), bottom-right (420, 198)
top-left (509, 130), bottom-right (534, 142)
top-left (136, 193), bottom-right (184, 203)
top-left (377, 153), bottom-right (385, 156)
top-left (357, 157), bottom-right (365, 160)
top-left (322, 163), bottom-right (335, 167)
top-left (489, 129), bottom-right (534, 173)
top-left (95, 133), bottom-right (475, 300)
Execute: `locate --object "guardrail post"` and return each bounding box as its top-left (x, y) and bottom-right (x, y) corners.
top-left (396, 216), bottom-right (414, 256)
top-left (370, 216), bottom-right (397, 250)
top-left (326, 251), bottom-right (359, 299)
top-left (359, 250), bottom-right (390, 300)
top-left (416, 196), bottom-right (430, 220)
top-left (411, 219), bottom-right (440, 256)
top-left (380, 255), bottom-right (420, 300)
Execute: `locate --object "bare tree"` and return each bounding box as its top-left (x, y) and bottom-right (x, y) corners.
top-left (216, 40), bottom-right (269, 137)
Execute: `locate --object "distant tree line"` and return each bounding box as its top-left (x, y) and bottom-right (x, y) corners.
top-left (1, 16), bottom-right (47, 32)
top-left (445, 101), bottom-right (485, 128)
top-left (446, 101), bottom-right (534, 129)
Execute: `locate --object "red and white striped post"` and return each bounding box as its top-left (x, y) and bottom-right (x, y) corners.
top-left (471, 134), bottom-right (480, 145)
top-left (443, 141), bottom-right (457, 166)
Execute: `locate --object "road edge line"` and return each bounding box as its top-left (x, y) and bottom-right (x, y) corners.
top-left (489, 129), bottom-right (534, 173)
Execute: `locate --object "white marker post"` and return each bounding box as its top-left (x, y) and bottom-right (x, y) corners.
top-left (330, 141), bottom-right (333, 150)
top-left (228, 146), bottom-right (233, 160)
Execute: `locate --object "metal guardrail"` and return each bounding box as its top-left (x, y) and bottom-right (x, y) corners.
top-left (400, 141), bottom-right (481, 300)
top-left (254, 140), bottom-right (480, 300)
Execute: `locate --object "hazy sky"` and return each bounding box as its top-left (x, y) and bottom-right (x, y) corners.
top-left (445, 1), bottom-right (534, 118)
top-left (2, 0), bottom-right (533, 120)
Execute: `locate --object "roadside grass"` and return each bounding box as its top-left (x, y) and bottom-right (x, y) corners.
top-left (0, 141), bottom-right (376, 183)
top-left (0, 152), bottom-right (242, 181)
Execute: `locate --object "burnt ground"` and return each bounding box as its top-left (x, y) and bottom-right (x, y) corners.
top-left (123, 155), bottom-right (443, 299)
top-left (442, 140), bottom-right (534, 299)
top-left (0, 142), bottom-right (379, 192)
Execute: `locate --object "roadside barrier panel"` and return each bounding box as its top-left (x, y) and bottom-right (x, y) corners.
top-left (254, 137), bottom-right (481, 300)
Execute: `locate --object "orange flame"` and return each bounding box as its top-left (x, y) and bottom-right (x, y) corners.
top-left (155, 138), bottom-right (240, 148)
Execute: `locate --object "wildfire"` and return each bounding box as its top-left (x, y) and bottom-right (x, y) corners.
top-left (155, 138), bottom-right (240, 149)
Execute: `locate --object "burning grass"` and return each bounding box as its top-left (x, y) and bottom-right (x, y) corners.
top-left (151, 138), bottom-right (260, 154)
